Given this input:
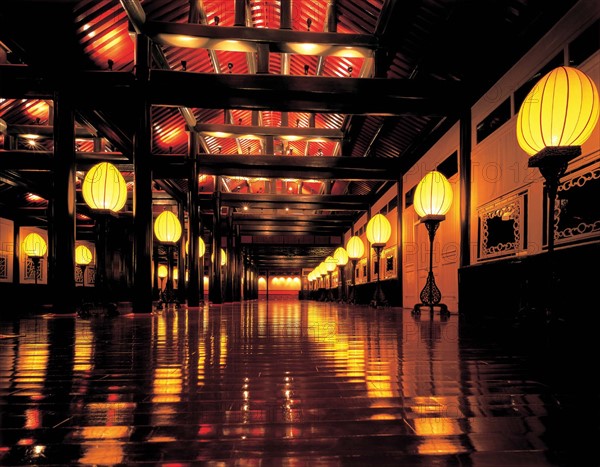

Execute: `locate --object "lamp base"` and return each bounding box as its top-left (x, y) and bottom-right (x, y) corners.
top-left (369, 282), bottom-right (388, 308)
top-left (412, 302), bottom-right (450, 318)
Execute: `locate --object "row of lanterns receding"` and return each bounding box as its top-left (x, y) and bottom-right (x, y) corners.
top-left (306, 169), bottom-right (453, 309)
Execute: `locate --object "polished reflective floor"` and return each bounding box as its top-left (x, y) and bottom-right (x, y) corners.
top-left (0, 299), bottom-right (592, 466)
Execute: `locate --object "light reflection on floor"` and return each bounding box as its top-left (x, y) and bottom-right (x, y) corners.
top-left (0, 299), bottom-right (586, 465)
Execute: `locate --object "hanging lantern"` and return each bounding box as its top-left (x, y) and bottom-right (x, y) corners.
top-left (221, 248), bottom-right (227, 266)
top-left (333, 246), bottom-right (349, 266)
top-left (75, 245), bottom-right (93, 266)
top-left (154, 210), bottom-right (182, 243)
top-left (366, 213), bottom-right (392, 247)
top-left (22, 232), bottom-right (47, 258)
top-left (346, 235), bottom-right (365, 260)
top-left (82, 162), bottom-right (127, 212)
top-left (413, 170), bottom-right (453, 218)
top-left (517, 66), bottom-right (599, 156)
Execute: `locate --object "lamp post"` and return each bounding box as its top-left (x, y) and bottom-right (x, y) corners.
top-left (318, 261), bottom-right (328, 301)
top-left (412, 170), bottom-right (453, 317)
top-left (157, 264), bottom-right (168, 295)
top-left (345, 235), bottom-right (364, 304)
top-left (324, 255), bottom-right (338, 301)
top-left (75, 244), bottom-right (93, 317)
top-left (333, 246), bottom-right (349, 302)
top-left (186, 236), bottom-right (206, 303)
top-left (22, 232), bottom-right (47, 285)
top-left (366, 214), bottom-right (392, 308)
top-left (516, 66), bottom-right (599, 253)
top-left (82, 161), bottom-right (127, 316)
top-left (154, 209), bottom-right (182, 310)
top-left (516, 66), bottom-right (598, 324)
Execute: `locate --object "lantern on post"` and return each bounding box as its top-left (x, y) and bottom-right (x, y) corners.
top-left (516, 66), bottom-right (599, 253)
top-left (82, 161), bottom-right (127, 316)
top-left (412, 170), bottom-right (453, 317)
top-left (366, 213), bottom-right (392, 308)
top-left (154, 209), bottom-right (182, 310)
top-left (345, 235), bottom-right (365, 304)
top-left (157, 264), bottom-right (168, 291)
top-left (75, 244), bottom-right (93, 286)
top-left (75, 244), bottom-right (93, 317)
top-left (333, 246), bottom-right (349, 302)
top-left (22, 232), bottom-right (47, 285)
top-left (516, 66), bottom-right (598, 324)
top-left (324, 255), bottom-right (338, 301)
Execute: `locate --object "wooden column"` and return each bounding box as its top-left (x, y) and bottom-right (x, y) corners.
top-left (225, 210), bottom-right (234, 302)
top-left (50, 90), bottom-right (76, 314)
top-left (395, 177), bottom-right (403, 307)
top-left (133, 33), bottom-right (154, 313)
top-left (459, 108), bottom-right (471, 268)
top-left (210, 186), bottom-right (222, 304)
top-left (177, 202), bottom-right (186, 303)
top-left (187, 131), bottom-right (200, 306)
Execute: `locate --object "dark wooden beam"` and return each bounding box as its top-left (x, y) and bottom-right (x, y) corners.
top-left (153, 154), bottom-right (402, 181)
top-left (0, 150), bottom-right (130, 170)
top-left (0, 66), bottom-right (462, 116)
top-left (149, 70), bottom-right (461, 116)
top-left (193, 122), bottom-right (343, 140)
top-left (144, 20), bottom-right (377, 55)
top-left (201, 193), bottom-right (371, 211)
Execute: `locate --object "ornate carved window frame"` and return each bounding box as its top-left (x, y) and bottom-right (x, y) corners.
top-left (478, 190), bottom-right (527, 260)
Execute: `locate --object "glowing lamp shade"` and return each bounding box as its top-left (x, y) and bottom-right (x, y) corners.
top-left (22, 232), bottom-right (47, 258)
top-left (346, 235), bottom-right (365, 260)
top-left (325, 255), bottom-right (337, 273)
top-left (82, 162), bottom-right (127, 212)
top-left (516, 66), bottom-right (599, 156)
top-left (157, 264), bottom-right (168, 279)
top-left (333, 247), bottom-right (349, 266)
top-left (75, 245), bottom-right (93, 266)
top-left (318, 262), bottom-right (327, 277)
top-left (414, 171), bottom-right (453, 217)
top-left (154, 211), bottom-right (182, 243)
top-left (221, 248), bottom-right (227, 266)
top-left (366, 214), bottom-right (392, 247)
top-left (173, 267), bottom-right (179, 281)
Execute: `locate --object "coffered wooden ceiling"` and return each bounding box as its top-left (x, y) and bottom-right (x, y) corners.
top-left (0, 0), bottom-right (578, 272)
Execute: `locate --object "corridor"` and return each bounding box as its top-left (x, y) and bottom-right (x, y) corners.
top-left (0, 301), bottom-right (590, 466)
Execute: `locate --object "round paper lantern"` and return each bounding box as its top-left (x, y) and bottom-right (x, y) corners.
top-left (185, 237), bottom-right (206, 257)
top-left (333, 247), bottom-right (349, 266)
top-left (413, 170), bottom-right (453, 217)
top-left (157, 264), bottom-right (168, 279)
top-left (516, 66), bottom-right (599, 156)
top-left (154, 210), bottom-right (182, 243)
top-left (366, 213), bottom-right (391, 247)
top-left (325, 255), bottom-right (337, 273)
top-left (346, 235), bottom-right (365, 260)
top-left (22, 232), bottom-right (47, 258)
top-left (75, 245), bottom-right (93, 266)
top-left (82, 162), bottom-right (127, 212)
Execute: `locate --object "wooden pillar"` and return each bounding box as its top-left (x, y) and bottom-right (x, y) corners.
top-left (177, 202), bottom-right (186, 303)
top-left (225, 210), bottom-right (234, 302)
top-left (395, 177), bottom-right (403, 307)
top-left (50, 90), bottom-right (76, 314)
top-left (234, 225), bottom-right (242, 301)
top-left (459, 108), bottom-right (471, 268)
top-left (234, 0), bottom-right (246, 26)
top-left (187, 131), bottom-right (200, 306)
top-left (280, 0), bottom-right (291, 29)
top-left (210, 186), bottom-right (222, 304)
top-left (133, 33), bottom-right (154, 313)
